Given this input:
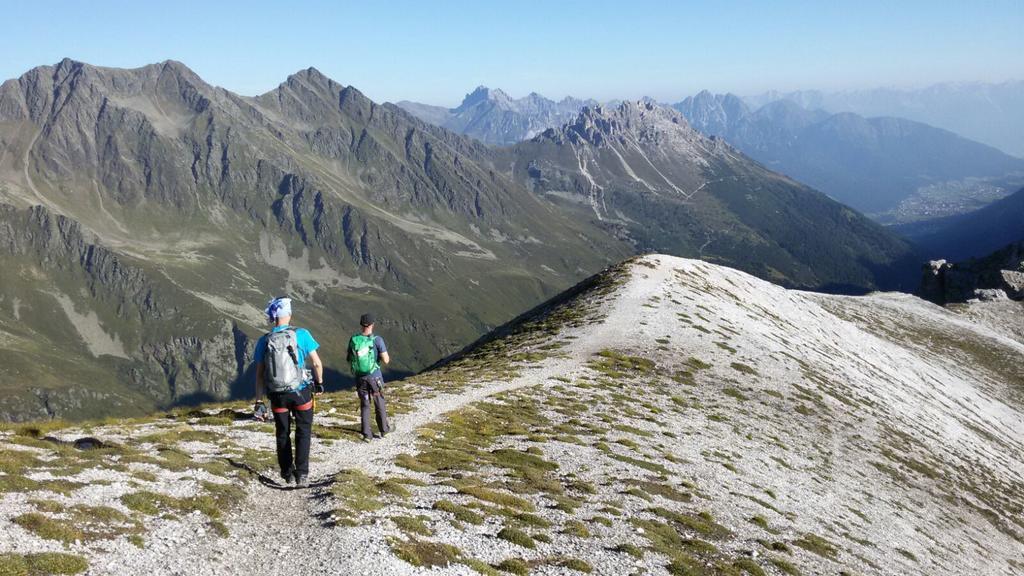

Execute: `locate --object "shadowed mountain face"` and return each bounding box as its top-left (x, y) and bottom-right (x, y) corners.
top-left (499, 101), bottom-right (919, 292)
top-left (395, 86), bottom-right (596, 146)
top-left (0, 59), bottom-right (625, 421)
top-left (897, 187), bottom-right (1024, 261)
top-left (0, 60), bottom-right (916, 421)
top-left (674, 92), bottom-right (1024, 217)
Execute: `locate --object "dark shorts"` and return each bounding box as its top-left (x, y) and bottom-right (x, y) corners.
top-left (269, 386), bottom-right (313, 413)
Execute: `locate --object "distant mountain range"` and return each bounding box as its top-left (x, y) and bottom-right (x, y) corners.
top-left (0, 60), bottom-right (915, 421)
top-left (399, 86), bottom-right (1024, 220)
top-left (396, 87), bottom-right (597, 146)
top-left (673, 91), bottom-right (1024, 215)
top-left (746, 80), bottom-right (1024, 158)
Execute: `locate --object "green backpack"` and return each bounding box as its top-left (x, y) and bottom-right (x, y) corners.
top-left (349, 333), bottom-right (380, 376)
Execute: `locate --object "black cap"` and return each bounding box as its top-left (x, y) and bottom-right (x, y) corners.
top-left (360, 313), bottom-right (375, 327)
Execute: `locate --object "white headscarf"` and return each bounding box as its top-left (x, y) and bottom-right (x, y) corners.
top-left (265, 297), bottom-right (292, 321)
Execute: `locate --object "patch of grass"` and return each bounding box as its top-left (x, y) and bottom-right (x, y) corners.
top-left (732, 558), bottom-right (767, 575)
top-left (730, 362), bottom-right (758, 376)
top-left (610, 543), bottom-right (645, 558)
top-left (395, 453), bottom-right (437, 473)
top-left (562, 520), bottom-right (591, 538)
top-left (497, 526), bottom-right (535, 549)
top-left (390, 537), bottom-right (460, 567)
top-left (433, 500), bottom-right (485, 525)
top-left (461, 558), bottom-right (501, 575)
top-left (377, 479), bottom-right (413, 498)
top-left (749, 516), bottom-right (769, 530)
top-left (567, 480), bottom-right (597, 495)
top-left (28, 499), bottom-right (64, 514)
top-left (634, 518), bottom-right (720, 573)
top-left (770, 557), bottom-right (801, 575)
top-left (0, 552), bottom-right (89, 575)
top-left (0, 553), bottom-right (29, 576)
top-left (626, 480), bottom-right (692, 502)
top-left (715, 342), bottom-right (737, 354)
top-left (12, 513), bottom-right (83, 543)
top-left (590, 350), bottom-right (656, 378)
top-left (550, 494), bottom-right (584, 513)
top-left (686, 357), bottom-right (712, 370)
top-left (650, 507), bottom-right (731, 538)
top-left (459, 484), bottom-right (534, 512)
top-left (393, 515), bottom-right (433, 536)
top-left (793, 533), bottom-right (837, 559)
top-left (495, 558), bottom-right (530, 575)
top-left (723, 387), bottom-right (749, 401)
top-left (607, 453), bottom-right (669, 475)
top-left (330, 470), bottom-right (388, 524)
top-left (896, 548), bottom-right (918, 562)
top-left (513, 512), bottom-right (552, 528)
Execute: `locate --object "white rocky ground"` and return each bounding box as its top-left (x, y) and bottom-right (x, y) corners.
top-left (1, 255), bottom-right (1022, 576)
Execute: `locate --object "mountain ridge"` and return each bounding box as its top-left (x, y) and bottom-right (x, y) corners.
top-left (0, 58), bottom-right (625, 421)
top-left (0, 60), bottom-right (919, 421)
top-left (1, 254), bottom-right (1021, 575)
top-left (395, 86), bottom-right (597, 146)
top-left (744, 80), bottom-right (1024, 157)
top-left (500, 100), bottom-right (919, 291)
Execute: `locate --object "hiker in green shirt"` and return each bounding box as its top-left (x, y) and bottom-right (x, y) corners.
top-left (347, 313), bottom-right (391, 442)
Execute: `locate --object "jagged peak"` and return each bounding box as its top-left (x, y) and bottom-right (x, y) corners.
top-left (535, 99), bottom-right (699, 148)
top-left (458, 85), bottom-right (513, 109)
top-left (280, 66), bottom-right (341, 93)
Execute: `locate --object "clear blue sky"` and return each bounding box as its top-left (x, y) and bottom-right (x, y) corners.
top-left (2, 0), bottom-right (1021, 105)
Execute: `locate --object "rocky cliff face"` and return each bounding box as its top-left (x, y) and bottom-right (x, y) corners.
top-left (919, 241), bottom-right (1024, 304)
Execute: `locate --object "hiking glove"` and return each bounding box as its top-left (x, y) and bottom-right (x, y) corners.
top-left (313, 382), bottom-right (325, 395)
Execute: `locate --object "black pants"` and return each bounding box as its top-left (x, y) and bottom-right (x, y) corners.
top-left (269, 386), bottom-right (314, 478)
top-left (357, 374), bottom-right (390, 439)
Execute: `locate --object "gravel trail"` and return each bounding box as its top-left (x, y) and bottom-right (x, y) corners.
top-left (101, 261), bottom-right (662, 576)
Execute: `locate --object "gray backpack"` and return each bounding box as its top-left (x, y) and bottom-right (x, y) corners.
top-left (264, 328), bottom-right (302, 393)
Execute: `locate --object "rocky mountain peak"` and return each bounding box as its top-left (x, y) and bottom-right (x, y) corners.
top-left (543, 99), bottom-right (698, 148)
top-left (457, 85), bottom-right (512, 110)
top-left (284, 66), bottom-right (336, 91)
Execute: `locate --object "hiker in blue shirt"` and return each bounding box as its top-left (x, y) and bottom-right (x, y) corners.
top-left (346, 313), bottom-right (392, 442)
top-left (253, 297), bottom-right (324, 487)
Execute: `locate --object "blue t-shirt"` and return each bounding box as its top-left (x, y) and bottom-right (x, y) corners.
top-left (254, 326), bottom-right (320, 382)
top-left (347, 334), bottom-right (387, 379)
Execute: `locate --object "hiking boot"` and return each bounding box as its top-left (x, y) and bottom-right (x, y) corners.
top-left (294, 474), bottom-right (308, 488)
top-left (361, 436), bottom-right (372, 443)
top-left (281, 471), bottom-right (295, 484)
